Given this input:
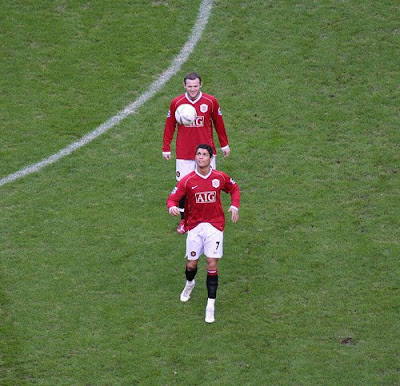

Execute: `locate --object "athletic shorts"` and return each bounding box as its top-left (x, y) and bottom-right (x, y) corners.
top-left (176, 158), bottom-right (217, 181)
top-left (185, 223), bottom-right (224, 260)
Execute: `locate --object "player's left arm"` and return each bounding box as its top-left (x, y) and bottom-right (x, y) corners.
top-left (223, 174), bottom-right (240, 222)
top-left (228, 205), bottom-right (239, 223)
top-left (211, 98), bottom-right (230, 156)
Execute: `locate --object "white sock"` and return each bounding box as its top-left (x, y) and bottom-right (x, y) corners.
top-left (207, 298), bottom-right (215, 308)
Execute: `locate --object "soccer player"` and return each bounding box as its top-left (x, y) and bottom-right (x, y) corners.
top-left (162, 72), bottom-right (231, 234)
top-left (167, 144), bottom-right (240, 323)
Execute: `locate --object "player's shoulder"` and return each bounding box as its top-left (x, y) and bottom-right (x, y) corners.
top-left (200, 92), bottom-right (218, 104)
top-left (210, 169), bottom-right (229, 181)
top-left (180, 171), bottom-right (197, 185)
top-left (171, 94), bottom-right (187, 106)
top-left (211, 169), bottom-right (237, 186)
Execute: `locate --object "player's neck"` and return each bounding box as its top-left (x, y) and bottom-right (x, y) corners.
top-left (196, 165), bottom-right (211, 177)
top-left (186, 91), bottom-right (202, 102)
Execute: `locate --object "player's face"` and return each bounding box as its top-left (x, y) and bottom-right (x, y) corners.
top-left (184, 78), bottom-right (202, 100)
top-left (195, 148), bottom-right (211, 168)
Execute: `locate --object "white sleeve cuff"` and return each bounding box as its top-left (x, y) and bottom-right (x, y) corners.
top-left (229, 205), bottom-right (239, 211)
top-left (169, 206), bottom-right (178, 214)
top-left (163, 151), bottom-right (171, 156)
top-left (221, 145), bottom-right (230, 151)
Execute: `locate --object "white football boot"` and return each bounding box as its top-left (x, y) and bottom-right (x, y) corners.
top-left (180, 280), bottom-right (195, 302)
top-left (205, 306), bottom-right (215, 323)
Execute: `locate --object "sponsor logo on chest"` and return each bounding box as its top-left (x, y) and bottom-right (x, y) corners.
top-left (193, 115), bottom-right (204, 126)
top-left (195, 191), bottom-right (216, 203)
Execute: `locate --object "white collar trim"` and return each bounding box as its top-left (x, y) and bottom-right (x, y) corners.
top-left (195, 167), bottom-right (212, 179)
top-left (185, 91), bottom-right (202, 104)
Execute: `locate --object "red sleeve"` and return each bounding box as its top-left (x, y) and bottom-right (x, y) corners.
top-left (229, 184), bottom-right (240, 209)
top-left (166, 178), bottom-right (186, 211)
top-left (222, 173), bottom-right (240, 209)
top-left (162, 100), bottom-right (178, 153)
top-left (211, 97), bottom-right (229, 148)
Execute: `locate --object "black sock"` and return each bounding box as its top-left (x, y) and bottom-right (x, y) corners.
top-left (179, 196), bottom-right (186, 220)
top-left (185, 267), bottom-right (197, 282)
top-left (206, 274), bottom-right (219, 299)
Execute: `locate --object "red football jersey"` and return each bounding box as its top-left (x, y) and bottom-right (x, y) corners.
top-left (163, 92), bottom-right (229, 160)
top-left (167, 168), bottom-right (240, 231)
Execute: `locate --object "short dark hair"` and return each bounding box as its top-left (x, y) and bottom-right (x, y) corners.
top-left (196, 144), bottom-right (213, 157)
top-left (184, 72), bottom-right (202, 85)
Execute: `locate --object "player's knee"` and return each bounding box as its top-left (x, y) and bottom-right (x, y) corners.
top-left (186, 260), bottom-right (198, 270)
top-left (206, 258), bottom-right (218, 271)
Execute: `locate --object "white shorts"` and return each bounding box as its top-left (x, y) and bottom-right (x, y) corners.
top-left (185, 223), bottom-right (224, 260)
top-left (176, 158), bottom-right (217, 181)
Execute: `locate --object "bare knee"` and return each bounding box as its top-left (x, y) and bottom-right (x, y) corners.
top-left (186, 260), bottom-right (198, 270)
top-left (206, 258), bottom-right (218, 271)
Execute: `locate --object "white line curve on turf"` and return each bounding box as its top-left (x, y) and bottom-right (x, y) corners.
top-left (0, 0), bottom-right (214, 187)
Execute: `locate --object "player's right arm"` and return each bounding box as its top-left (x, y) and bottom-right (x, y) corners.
top-left (166, 180), bottom-right (186, 216)
top-left (162, 101), bottom-right (177, 160)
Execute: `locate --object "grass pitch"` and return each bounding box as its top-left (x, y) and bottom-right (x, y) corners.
top-left (1, 0), bottom-right (399, 384)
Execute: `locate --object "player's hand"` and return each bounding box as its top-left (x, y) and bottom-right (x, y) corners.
top-left (222, 147), bottom-right (231, 157)
top-left (162, 152), bottom-right (172, 160)
top-left (228, 206), bottom-right (239, 223)
top-left (169, 206), bottom-right (180, 216)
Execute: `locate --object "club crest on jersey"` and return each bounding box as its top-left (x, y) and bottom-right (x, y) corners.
top-left (212, 179), bottom-right (220, 188)
top-left (230, 178), bottom-right (236, 185)
top-left (195, 191), bottom-right (216, 203)
top-left (167, 110), bottom-right (171, 118)
top-left (171, 186), bottom-right (178, 194)
top-left (218, 107), bottom-right (222, 116)
top-left (200, 104), bottom-right (208, 113)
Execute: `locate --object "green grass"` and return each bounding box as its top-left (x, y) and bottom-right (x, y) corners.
top-left (1, 0), bottom-right (399, 384)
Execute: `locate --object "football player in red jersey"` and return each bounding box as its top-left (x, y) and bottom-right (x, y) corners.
top-left (163, 72), bottom-right (231, 234)
top-left (167, 144), bottom-right (240, 323)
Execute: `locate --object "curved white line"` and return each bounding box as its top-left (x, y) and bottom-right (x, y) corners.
top-left (0, 0), bottom-right (214, 187)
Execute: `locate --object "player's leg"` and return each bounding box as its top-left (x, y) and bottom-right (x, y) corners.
top-left (180, 226), bottom-right (203, 302)
top-left (205, 257), bottom-right (218, 323)
top-left (211, 156), bottom-right (216, 170)
top-left (185, 258), bottom-right (198, 288)
top-left (206, 258), bottom-right (219, 300)
top-left (180, 259), bottom-right (198, 302)
top-left (203, 224), bottom-right (224, 323)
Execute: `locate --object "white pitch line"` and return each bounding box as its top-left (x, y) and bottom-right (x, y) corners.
top-left (0, 0), bottom-right (214, 187)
